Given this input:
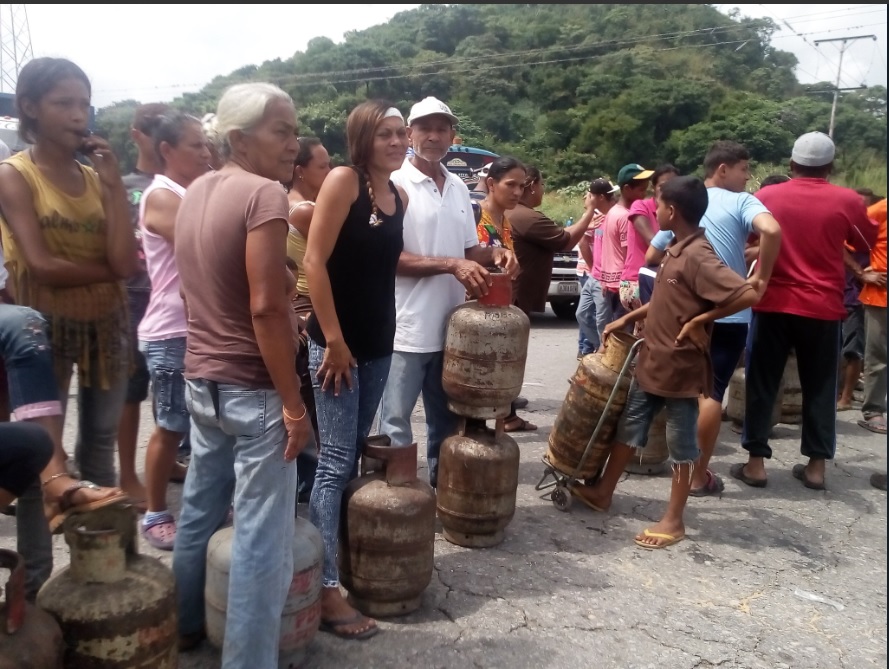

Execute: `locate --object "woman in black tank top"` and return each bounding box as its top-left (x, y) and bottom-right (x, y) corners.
top-left (303, 100), bottom-right (409, 640)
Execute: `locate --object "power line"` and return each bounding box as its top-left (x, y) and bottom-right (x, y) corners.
top-left (92, 20), bottom-right (886, 97)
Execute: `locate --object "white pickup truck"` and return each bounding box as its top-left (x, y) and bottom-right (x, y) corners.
top-left (547, 248), bottom-right (581, 319)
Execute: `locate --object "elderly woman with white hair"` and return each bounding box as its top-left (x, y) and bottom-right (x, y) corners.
top-left (171, 82), bottom-right (312, 663)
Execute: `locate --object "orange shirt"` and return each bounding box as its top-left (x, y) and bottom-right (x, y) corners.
top-left (860, 198), bottom-right (887, 308)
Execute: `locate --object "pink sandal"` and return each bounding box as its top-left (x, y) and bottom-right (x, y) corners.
top-left (140, 513), bottom-right (177, 551)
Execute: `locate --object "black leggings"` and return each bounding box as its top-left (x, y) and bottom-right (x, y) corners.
top-left (0, 422), bottom-right (54, 497)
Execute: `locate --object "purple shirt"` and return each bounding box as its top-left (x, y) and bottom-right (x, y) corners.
top-left (844, 250), bottom-right (870, 309)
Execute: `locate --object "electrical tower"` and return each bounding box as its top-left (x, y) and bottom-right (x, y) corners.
top-left (0, 4), bottom-right (34, 93)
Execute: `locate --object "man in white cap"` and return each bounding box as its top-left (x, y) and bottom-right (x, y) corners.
top-left (732, 131), bottom-right (879, 491)
top-left (380, 96), bottom-right (518, 488)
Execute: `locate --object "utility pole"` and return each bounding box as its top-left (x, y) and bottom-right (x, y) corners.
top-left (814, 34), bottom-right (877, 138)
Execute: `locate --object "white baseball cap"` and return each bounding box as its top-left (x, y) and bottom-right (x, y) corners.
top-left (407, 96), bottom-right (459, 126)
top-left (791, 131), bottom-right (835, 167)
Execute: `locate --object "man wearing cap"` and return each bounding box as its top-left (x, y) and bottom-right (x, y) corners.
top-left (598, 164), bottom-right (652, 325)
top-left (575, 178), bottom-right (619, 351)
top-left (732, 131), bottom-right (878, 491)
top-left (380, 96), bottom-right (518, 488)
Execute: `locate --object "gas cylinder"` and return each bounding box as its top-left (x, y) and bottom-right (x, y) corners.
top-left (726, 367), bottom-right (783, 431)
top-left (35, 505), bottom-right (177, 668)
top-left (437, 425), bottom-right (520, 548)
top-left (0, 550), bottom-right (63, 669)
top-left (780, 352), bottom-right (802, 425)
top-left (339, 440), bottom-right (436, 618)
top-left (205, 517), bottom-right (323, 669)
top-left (442, 273), bottom-right (530, 419)
top-left (625, 409), bottom-right (669, 475)
top-left (546, 331), bottom-right (638, 480)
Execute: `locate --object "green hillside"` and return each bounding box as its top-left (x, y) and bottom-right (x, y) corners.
top-left (97, 3), bottom-right (887, 189)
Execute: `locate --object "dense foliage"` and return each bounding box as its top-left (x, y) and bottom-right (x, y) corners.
top-left (97, 3), bottom-right (887, 187)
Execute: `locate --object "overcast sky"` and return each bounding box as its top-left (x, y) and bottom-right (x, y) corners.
top-left (12, 4), bottom-right (888, 111)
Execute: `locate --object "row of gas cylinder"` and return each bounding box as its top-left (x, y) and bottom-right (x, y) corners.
top-left (0, 274), bottom-right (535, 668)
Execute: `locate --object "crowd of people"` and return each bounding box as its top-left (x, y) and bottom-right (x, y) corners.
top-left (0, 55), bottom-right (885, 666)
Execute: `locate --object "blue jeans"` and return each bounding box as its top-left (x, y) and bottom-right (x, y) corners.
top-left (173, 379), bottom-right (297, 669)
top-left (307, 337), bottom-right (391, 587)
top-left (139, 337), bottom-right (189, 434)
top-left (576, 275), bottom-right (595, 354)
top-left (379, 350), bottom-right (458, 488)
top-left (576, 276), bottom-right (603, 351)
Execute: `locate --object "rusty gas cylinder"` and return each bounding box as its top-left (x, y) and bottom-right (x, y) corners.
top-left (36, 505), bottom-right (177, 668)
top-left (339, 440), bottom-right (436, 618)
top-left (442, 272), bottom-right (531, 419)
top-left (726, 367), bottom-right (783, 431)
top-left (0, 550), bottom-right (63, 669)
top-left (205, 517), bottom-right (322, 668)
top-left (546, 331), bottom-right (638, 480)
top-left (437, 425), bottom-right (520, 548)
top-left (624, 409), bottom-right (669, 475)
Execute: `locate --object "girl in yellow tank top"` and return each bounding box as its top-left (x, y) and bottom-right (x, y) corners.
top-left (286, 136), bottom-right (332, 316)
top-left (0, 58), bottom-right (137, 490)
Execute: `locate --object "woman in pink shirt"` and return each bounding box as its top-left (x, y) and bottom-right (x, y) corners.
top-left (138, 112), bottom-right (211, 550)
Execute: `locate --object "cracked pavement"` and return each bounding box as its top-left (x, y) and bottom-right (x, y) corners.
top-left (2, 310), bottom-right (885, 669)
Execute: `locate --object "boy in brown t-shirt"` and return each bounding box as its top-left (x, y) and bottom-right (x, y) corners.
top-left (570, 176), bottom-right (759, 549)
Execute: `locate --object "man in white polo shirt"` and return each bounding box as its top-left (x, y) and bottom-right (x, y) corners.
top-left (380, 97), bottom-right (517, 488)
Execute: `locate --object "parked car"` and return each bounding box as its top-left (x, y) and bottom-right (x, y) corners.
top-left (548, 248), bottom-right (581, 319)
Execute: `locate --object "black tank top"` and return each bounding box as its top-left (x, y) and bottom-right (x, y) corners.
top-left (306, 168), bottom-right (404, 360)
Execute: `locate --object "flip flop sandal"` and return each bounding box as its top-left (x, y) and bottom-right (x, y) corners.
top-left (857, 416), bottom-right (887, 435)
top-left (689, 470), bottom-right (725, 497)
top-left (140, 513), bottom-right (178, 551)
top-left (729, 462), bottom-right (768, 488)
top-left (319, 611), bottom-right (379, 640)
top-left (634, 528), bottom-right (685, 550)
top-left (792, 464), bottom-right (826, 491)
top-left (836, 403), bottom-right (855, 412)
top-left (46, 481), bottom-right (131, 534)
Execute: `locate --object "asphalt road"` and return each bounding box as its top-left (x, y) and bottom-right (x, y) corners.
top-left (2, 309), bottom-right (886, 669)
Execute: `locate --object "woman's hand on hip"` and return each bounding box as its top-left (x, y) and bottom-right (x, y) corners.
top-left (317, 339), bottom-right (357, 396)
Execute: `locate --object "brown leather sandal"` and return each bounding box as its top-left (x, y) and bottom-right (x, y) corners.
top-left (44, 478), bottom-right (130, 534)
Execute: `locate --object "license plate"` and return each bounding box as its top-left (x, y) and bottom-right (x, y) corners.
top-left (557, 282), bottom-right (578, 294)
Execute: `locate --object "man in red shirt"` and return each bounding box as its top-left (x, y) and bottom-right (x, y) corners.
top-left (732, 132), bottom-right (879, 491)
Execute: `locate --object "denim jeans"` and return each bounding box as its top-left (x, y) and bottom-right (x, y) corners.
top-left (576, 275), bottom-right (595, 355)
top-left (379, 350), bottom-right (458, 488)
top-left (173, 378), bottom-right (297, 669)
top-left (575, 276), bottom-right (603, 352)
top-left (139, 337), bottom-right (189, 434)
top-left (0, 304), bottom-right (61, 419)
top-left (307, 337), bottom-right (391, 587)
top-left (0, 304), bottom-right (62, 599)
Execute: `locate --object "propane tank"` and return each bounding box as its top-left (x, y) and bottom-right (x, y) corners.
top-left (546, 331), bottom-right (638, 480)
top-left (339, 440), bottom-right (436, 618)
top-left (442, 273), bottom-right (530, 419)
top-left (0, 550), bottom-right (63, 669)
top-left (780, 352), bottom-right (802, 425)
top-left (624, 408), bottom-right (669, 475)
top-left (205, 517), bottom-right (323, 669)
top-left (35, 505), bottom-right (177, 668)
top-left (437, 426), bottom-right (520, 547)
top-left (726, 366), bottom-right (783, 432)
